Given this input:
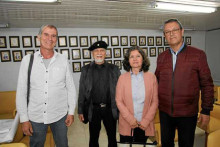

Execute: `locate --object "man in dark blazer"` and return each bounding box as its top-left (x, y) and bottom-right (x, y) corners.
top-left (78, 41), bottom-right (121, 147)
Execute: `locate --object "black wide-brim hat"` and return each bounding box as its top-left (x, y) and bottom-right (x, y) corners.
top-left (88, 41), bottom-right (108, 51)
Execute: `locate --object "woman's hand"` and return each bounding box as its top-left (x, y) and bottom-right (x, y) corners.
top-left (138, 124), bottom-right (146, 131)
top-left (130, 120), bottom-right (139, 128)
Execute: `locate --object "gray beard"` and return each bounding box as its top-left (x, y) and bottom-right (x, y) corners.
top-left (94, 58), bottom-right (104, 63)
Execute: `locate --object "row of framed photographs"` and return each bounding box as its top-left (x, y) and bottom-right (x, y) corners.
top-left (72, 60), bottom-right (123, 72)
top-left (0, 35), bottom-right (192, 48)
top-left (0, 47), bottom-right (168, 62)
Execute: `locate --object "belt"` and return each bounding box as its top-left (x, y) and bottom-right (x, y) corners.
top-left (93, 103), bottom-right (109, 108)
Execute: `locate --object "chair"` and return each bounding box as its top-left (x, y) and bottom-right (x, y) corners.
top-left (207, 129), bottom-right (220, 147)
top-left (0, 143), bottom-right (27, 147)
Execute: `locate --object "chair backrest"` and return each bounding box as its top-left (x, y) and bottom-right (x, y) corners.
top-left (0, 143), bottom-right (27, 147)
top-left (0, 91), bottom-right (16, 114)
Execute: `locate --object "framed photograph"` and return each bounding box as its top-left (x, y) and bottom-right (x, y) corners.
top-left (147, 36), bottom-right (154, 46)
top-left (120, 36), bottom-right (128, 46)
top-left (90, 36), bottom-right (98, 46)
top-left (106, 60), bottom-right (112, 64)
top-left (82, 48), bottom-right (91, 59)
top-left (80, 36), bottom-right (88, 47)
top-left (185, 36), bottom-right (191, 45)
top-left (142, 47), bottom-right (148, 57)
top-left (101, 36), bottom-right (109, 45)
top-left (113, 48), bottom-right (121, 58)
top-left (105, 48), bottom-right (112, 59)
top-left (25, 50), bottom-right (35, 55)
top-left (130, 36), bottom-right (137, 46)
top-left (83, 61), bottom-right (91, 66)
top-left (139, 36), bottom-right (146, 46)
top-left (111, 36), bottom-right (119, 46)
top-left (9, 36), bottom-right (20, 48)
top-left (123, 48), bottom-right (129, 57)
top-left (114, 60), bottom-right (122, 70)
top-left (0, 36), bottom-right (7, 48)
top-left (150, 47), bottom-right (156, 57)
top-left (22, 36), bottom-right (32, 48)
top-left (72, 49), bottom-right (81, 60)
top-left (58, 36), bottom-right (67, 47)
top-left (72, 62), bottom-right (81, 72)
top-left (34, 36), bottom-right (40, 47)
top-left (164, 37), bottom-right (169, 46)
top-left (156, 36), bottom-right (162, 46)
top-left (158, 47), bottom-right (164, 55)
top-left (69, 36), bottom-right (78, 47)
top-left (12, 50), bottom-right (23, 62)
top-left (60, 49), bottom-right (70, 59)
top-left (0, 50), bottom-right (11, 62)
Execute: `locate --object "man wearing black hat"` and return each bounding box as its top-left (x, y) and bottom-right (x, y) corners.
top-left (78, 41), bottom-right (121, 147)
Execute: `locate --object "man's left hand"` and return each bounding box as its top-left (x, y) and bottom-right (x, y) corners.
top-left (65, 115), bottom-right (74, 127)
top-left (197, 114), bottom-right (210, 130)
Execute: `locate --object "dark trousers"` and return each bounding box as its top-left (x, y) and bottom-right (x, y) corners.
top-left (120, 127), bottom-right (148, 143)
top-left (89, 107), bottom-right (117, 147)
top-left (159, 111), bottom-right (198, 147)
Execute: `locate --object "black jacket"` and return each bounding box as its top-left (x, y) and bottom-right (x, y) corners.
top-left (78, 61), bottom-right (121, 122)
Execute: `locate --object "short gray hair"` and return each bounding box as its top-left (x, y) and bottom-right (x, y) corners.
top-left (38, 24), bottom-right (58, 37)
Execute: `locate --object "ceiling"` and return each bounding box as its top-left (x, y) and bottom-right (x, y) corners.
top-left (0, 0), bottom-right (220, 31)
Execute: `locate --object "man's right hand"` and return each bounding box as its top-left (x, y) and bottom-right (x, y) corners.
top-left (22, 121), bottom-right (33, 136)
top-left (78, 114), bottom-right (84, 122)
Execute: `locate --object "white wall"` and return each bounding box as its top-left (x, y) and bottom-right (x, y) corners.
top-left (0, 28), bottom-right (206, 91)
top-left (205, 29), bottom-right (220, 85)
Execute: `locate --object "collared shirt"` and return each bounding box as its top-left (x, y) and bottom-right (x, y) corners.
top-left (91, 62), bottom-right (110, 104)
top-left (131, 71), bottom-right (145, 122)
top-left (16, 50), bottom-right (77, 124)
top-left (170, 42), bottom-right (185, 71)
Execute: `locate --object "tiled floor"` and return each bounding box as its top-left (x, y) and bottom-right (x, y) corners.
top-left (67, 112), bottom-right (206, 147)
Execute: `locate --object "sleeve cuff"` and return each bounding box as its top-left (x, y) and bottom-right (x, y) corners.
top-left (200, 109), bottom-right (210, 115)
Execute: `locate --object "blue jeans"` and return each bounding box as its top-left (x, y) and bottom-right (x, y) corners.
top-left (30, 115), bottom-right (68, 147)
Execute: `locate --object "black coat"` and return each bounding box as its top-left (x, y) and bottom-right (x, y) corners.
top-left (78, 61), bottom-right (121, 122)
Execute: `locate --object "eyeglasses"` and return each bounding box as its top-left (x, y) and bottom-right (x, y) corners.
top-left (164, 28), bottom-right (181, 36)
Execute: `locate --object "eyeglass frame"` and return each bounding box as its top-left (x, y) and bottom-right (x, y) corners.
top-left (163, 28), bottom-right (182, 36)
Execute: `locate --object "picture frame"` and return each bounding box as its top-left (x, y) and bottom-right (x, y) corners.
top-left (185, 36), bottom-right (191, 45)
top-left (106, 60), bottom-right (112, 64)
top-left (142, 47), bottom-right (148, 57)
top-left (22, 36), bottom-right (32, 48)
top-left (111, 36), bottom-right (119, 46)
top-left (164, 37), bottom-right (169, 46)
top-left (72, 62), bottom-right (81, 72)
top-left (25, 50), bottom-right (35, 55)
top-left (139, 36), bottom-right (146, 46)
top-left (34, 36), bottom-right (40, 47)
top-left (55, 49), bottom-right (59, 52)
top-left (12, 50), bottom-right (23, 62)
top-left (83, 61), bottom-right (91, 66)
top-left (90, 36), bottom-right (98, 46)
top-left (9, 36), bottom-right (20, 48)
top-left (150, 47), bottom-right (156, 57)
top-left (69, 36), bottom-right (78, 47)
top-left (0, 36), bottom-right (7, 48)
top-left (147, 36), bottom-right (154, 46)
top-left (82, 48), bottom-right (91, 59)
top-left (0, 50), bottom-right (11, 62)
top-left (72, 49), bottom-right (81, 60)
top-left (105, 48), bottom-right (112, 59)
top-left (114, 60), bottom-right (122, 70)
top-left (60, 49), bottom-right (70, 59)
top-left (123, 48), bottom-right (129, 57)
top-left (113, 48), bottom-right (121, 58)
top-left (58, 36), bottom-right (67, 47)
top-left (101, 36), bottom-right (109, 45)
top-left (120, 36), bottom-right (128, 46)
top-left (80, 36), bottom-right (88, 47)
top-left (130, 36), bottom-right (137, 46)
top-left (156, 36), bottom-right (162, 46)
top-left (158, 47), bottom-right (164, 55)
